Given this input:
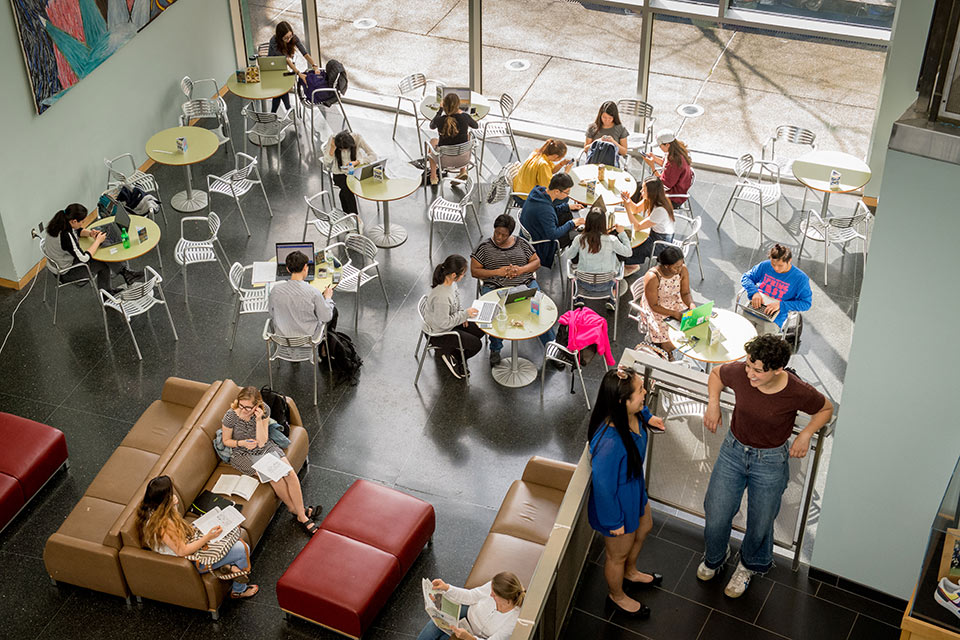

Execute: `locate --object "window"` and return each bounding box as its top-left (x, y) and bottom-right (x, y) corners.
top-left (728, 0), bottom-right (898, 30)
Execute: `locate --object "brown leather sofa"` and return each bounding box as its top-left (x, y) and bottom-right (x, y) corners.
top-left (43, 378), bottom-right (309, 618)
top-left (465, 456), bottom-right (577, 589)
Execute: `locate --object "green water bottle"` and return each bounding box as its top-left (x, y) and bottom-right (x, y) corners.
top-left (121, 228), bottom-right (130, 249)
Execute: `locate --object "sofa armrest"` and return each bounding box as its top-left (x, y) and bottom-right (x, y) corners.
top-left (286, 397), bottom-right (303, 428)
top-left (118, 546), bottom-right (212, 611)
top-left (44, 533), bottom-right (128, 598)
top-left (161, 378), bottom-right (219, 408)
top-left (520, 457), bottom-right (577, 492)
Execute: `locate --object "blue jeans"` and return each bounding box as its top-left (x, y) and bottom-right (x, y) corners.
top-left (480, 281), bottom-right (556, 352)
top-left (416, 606), bottom-right (470, 640)
top-left (702, 430), bottom-right (790, 573)
top-left (197, 539), bottom-right (250, 594)
top-left (574, 279), bottom-right (615, 303)
top-left (624, 231), bottom-right (674, 266)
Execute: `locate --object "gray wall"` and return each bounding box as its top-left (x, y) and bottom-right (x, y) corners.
top-left (0, 0), bottom-right (236, 281)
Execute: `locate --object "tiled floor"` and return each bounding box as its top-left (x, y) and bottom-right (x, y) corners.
top-left (0, 95), bottom-right (894, 639)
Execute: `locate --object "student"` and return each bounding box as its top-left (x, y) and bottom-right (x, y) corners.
top-left (470, 214), bottom-right (555, 366)
top-left (221, 387), bottom-right (321, 536)
top-left (588, 367), bottom-right (666, 618)
top-left (44, 204), bottom-right (142, 294)
top-left (422, 255), bottom-right (482, 379)
top-left (620, 176), bottom-right (675, 276)
top-left (135, 475), bottom-right (258, 599)
top-left (415, 572), bottom-right (525, 640)
top-left (740, 244), bottom-right (812, 330)
top-left (584, 101), bottom-right (630, 156)
top-left (427, 93), bottom-right (479, 185)
top-left (700, 335), bottom-right (833, 598)
top-left (322, 130), bottom-right (377, 214)
top-left (268, 21), bottom-right (320, 112)
top-left (512, 139), bottom-right (573, 201)
top-left (640, 130), bottom-right (693, 209)
top-left (636, 246), bottom-right (696, 357)
top-left (268, 250), bottom-right (338, 338)
top-left (518, 173), bottom-right (585, 269)
top-left (561, 206), bottom-right (632, 310)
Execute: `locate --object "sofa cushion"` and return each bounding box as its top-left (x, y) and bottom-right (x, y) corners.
top-left (0, 412), bottom-right (68, 497)
top-left (85, 447), bottom-right (161, 505)
top-left (320, 479), bottom-right (435, 573)
top-left (465, 532), bottom-right (545, 590)
top-left (193, 380), bottom-right (242, 440)
top-left (277, 529), bottom-right (402, 638)
top-left (163, 430), bottom-right (220, 507)
top-left (197, 464), bottom-right (278, 548)
top-left (0, 472), bottom-right (25, 530)
top-left (120, 400), bottom-right (194, 454)
top-left (488, 480), bottom-right (565, 546)
top-left (58, 496), bottom-right (127, 545)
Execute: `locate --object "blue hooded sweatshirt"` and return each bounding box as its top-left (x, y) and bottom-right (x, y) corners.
top-left (740, 260), bottom-right (812, 327)
top-left (519, 186), bottom-right (575, 268)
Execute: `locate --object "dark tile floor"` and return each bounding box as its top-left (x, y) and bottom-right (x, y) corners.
top-left (0, 97), bottom-right (891, 639)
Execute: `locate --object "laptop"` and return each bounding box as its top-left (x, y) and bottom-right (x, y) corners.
top-left (470, 300), bottom-right (499, 325)
top-left (257, 56), bottom-right (287, 72)
top-left (666, 301), bottom-right (714, 332)
top-left (274, 242), bottom-right (315, 281)
top-left (350, 158), bottom-right (387, 181)
top-left (98, 205), bottom-right (131, 248)
top-left (739, 292), bottom-right (778, 322)
top-left (445, 87), bottom-right (471, 109)
top-left (504, 286), bottom-right (536, 305)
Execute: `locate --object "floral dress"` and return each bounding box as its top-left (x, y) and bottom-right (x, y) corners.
top-left (222, 407), bottom-right (285, 478)
top-left (638, 269), bottom-right (685, 343)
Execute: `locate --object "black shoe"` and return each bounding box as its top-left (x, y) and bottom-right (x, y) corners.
top-left (607, 597), bottom-right (651, 619)
top-left (625, 573), bottom-right (663, 589)
top-left (549, 360), bottom-right (565, 371)
top-left (489, 350), bottom-right (502, 366)
top-left (121, 267), bottom-right (144, 286)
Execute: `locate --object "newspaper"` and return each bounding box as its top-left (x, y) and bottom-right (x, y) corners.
top-left (421, 579), bottom-right (470, 632)
top-left (192, 505), bottom-right (245, 543)
top-left (252, 453), bottom-right (294, 483)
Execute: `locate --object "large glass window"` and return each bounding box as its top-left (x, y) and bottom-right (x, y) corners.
top-left (729, 0), bottom-right (898, 30)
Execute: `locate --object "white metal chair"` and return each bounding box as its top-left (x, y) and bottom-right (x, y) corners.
top-left (302, 191), bottom-right (360, 244)
top-left (297, 79), bottom-right (352, 153)
top-left (734, 287), bottom-right (803, 354)
top-left (798, 199), bottom-right (871, 286)
top-left (569, 264), bottom-right (624, 340)
top-left (617, 98), bottom-right (656, 175)
top-left (173, 212), bottom-right (230, 299)
top-left (100, 266), bottom-right (177, 361)
top-left (206, 152), bottom-right (273, 237)
top-left (241, 104), bottom-right (300, 168)
top-left (263, 318), bottom-right (330, 406)
top-left (762, 125), bottom-right (817, 213)
top-left (228, 262), bottom-right (269, 350)
top-left (651, 213), bottom-right (705, 281)
top-left (716, 153), bottom-right (782, 246)
top-left (414, 294), bottom-right (469, 386)
top-left (180, 76), bottom-right (229, 114)
top-left (180, 99), bottom-right (233, 157)
top-left (627, 277), bottom-right (650, 340)
top-left (324, 234), bottom-right (389, 332)
top-left (668, 168), bottom-right (696, 217)
top-left (477, 120), bottom-right (519, 178)
top-left (425, 139), bottom-right (481, 192)
top-left (104, 153), bottom-right (168, 226)
top-left (540, 341), bottom-right (598, 410)
top-left (392, 73), bottom-right (432, 149)
top-left (39, 236), bottom-right (109, 339)
top-left (428, 178), bottom-right (481, 258)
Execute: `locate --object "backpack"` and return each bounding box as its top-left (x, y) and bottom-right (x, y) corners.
top-left (783, 313), bottom-right (803, 354)
top-left (325, 59), bottom-right (348, 98)
top-left (486, 172), bottom-right (511, 205)
top-left (259, 386), bottom-right (291, 436)
top-left (585, 139), bottom-right (620, 168)
top-left (326, 329), bottom-right (362, 385)
top-left (298, 70), bottom-right (330, 106)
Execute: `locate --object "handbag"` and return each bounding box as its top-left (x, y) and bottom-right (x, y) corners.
top-left (184, 525), bottom-right (241, 567)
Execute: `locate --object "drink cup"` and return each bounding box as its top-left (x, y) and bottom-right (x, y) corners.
top-left (829, 170), bottom-right (841, 189)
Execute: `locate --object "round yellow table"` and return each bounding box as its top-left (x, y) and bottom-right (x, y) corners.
top-left (79, 215), bottom-right (161, 261)
top-left (419, 91), bottom-right (491, 121)
top-left (226, 70), bottom-right (296, 102)
top-left (255, 256), bottom-right (343, 291)
top-left (346, 176), bottom-right (420, 248)
top-left (476, 288), bottom-right (559, 387)
top-left (570, 164), bottom-right (637, 207)
top-left (792, 150), bottom-right (872, 245)
top-left (145, 126), bottom-right (219, 212)
top-left (667, 308), bottom-right (758, 372)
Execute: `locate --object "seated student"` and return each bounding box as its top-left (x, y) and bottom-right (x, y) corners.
top-left (221, 387), bottom-right (321, 536)
top-left (637, 130), bottom-right (693, 209)
top-left (512, 139), bottom-right (573, 202)
top-left (422, 255), bottom-right (482, 380)
top-left (415, 572), bottom-right (525, 640)
top-left (636, 246), bottom-right (696, 358)
top-left (584, 101), bottom-right (630, 157)
top-left (518, 173), bottom-right (585, 269)
top-left (44, 204), bottom-right (143, 294)
top-left (620, 176), bottom-right (676, 277)
top-left (269, 21), bottom-right (320, 113)
top-left (470, 214), bottom-right (556, 366)
top-left (427, 93), bottom-right (480, 185)
top-left (135, 475), bottom-right (259, 600)
top-left (561, 206), bottom-right (632, 311)
top-left (741, 244), bottom-right (812, 331)
top-left (322, 130), bottom-right (377, 215)
top-left (268, 250), bottom-right (338, 338)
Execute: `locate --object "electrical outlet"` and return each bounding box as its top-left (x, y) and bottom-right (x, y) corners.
top-left (31, 221), bottom-right (43, 240)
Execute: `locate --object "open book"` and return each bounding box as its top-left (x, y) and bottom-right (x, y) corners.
top-left (192, 505), bottom-right (245, 543)
top-left (252, 453), bottom-right (294, 483)
top-left (421, 579), bottom-right (471, 632)
top-left (211, 474), bottom-right (260, 501)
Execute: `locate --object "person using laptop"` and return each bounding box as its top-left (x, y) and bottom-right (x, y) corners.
top-left (44, 204), bottom-right (143, 294)
top-left (427, 92), bottom-right (479, 186)
top-left (619, 176), bottom-right (676, 277)
top-left (561, 206), bottom-right (632, 311)
top-left (635, 246), bottom-right (697, 359)
top-left (518, 173), bottom-right (585, 269)
top-left (470, 214), bottom-right (556, 366)
top-left (512, 139), bottom-right (573, 203)
top-left (322, 130), bottom-right (377, 215)
top-left (268, 250), bottom-right (338, 341)
top-left (268, 21), bottom-right (320, 113)
top-left (699, 335), bottom-right (833, 598)
top-left (422, 255), bottom-right (481, 380)
top-left (740, 244), bottom-right (812, 331)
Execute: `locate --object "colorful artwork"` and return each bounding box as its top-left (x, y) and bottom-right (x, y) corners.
top-left (9, 0), bottom-right (179, 114)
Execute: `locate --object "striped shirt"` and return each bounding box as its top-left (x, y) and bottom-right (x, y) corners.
top-left (471, 237), bottom-right (536, 288)
top-left (268, 280), bottom-right (335, 338)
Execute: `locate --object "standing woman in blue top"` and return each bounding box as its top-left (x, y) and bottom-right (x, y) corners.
top-left (740, 244), bottom-right (812, 331)
top-left (268, 21), bottom-right (321, 113)
top-left (587, 367), bottom-right (666, 619)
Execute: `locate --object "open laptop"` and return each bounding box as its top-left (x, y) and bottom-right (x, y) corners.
top-left (253, 242), bottom-right (315, 285)
top-left (445, 87), bottom-right (471, 109)
top-left (349, 158), bottom-right (387, 181)
top-left (738, 291), bottom-right (778, 322)
top-left (257, 56), bottom-right (287, 72)
top-left (665, 300), bottom-right (714, 332)
top-left (470, 300), bottom-right (499, 325)
top-left (98, 204), bottom-right (131, 248)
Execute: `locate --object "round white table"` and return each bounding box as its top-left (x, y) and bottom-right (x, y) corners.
top-left (792, 150), bottom-right (872, 244)
top-left (346, 175), bottom-right (420, 248)
top-left (476, 288), bottom-right (559, 387)
top-left (668, 308), bottom-right (758, 372)
top-left (569, 164), bottom-right (637, 207)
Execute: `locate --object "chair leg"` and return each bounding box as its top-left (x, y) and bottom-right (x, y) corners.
top-left (235, 198), bottom-right (252, 237)
top-left (229, 301), bottom-right (241, 350)
top-left (716, 188), bottom-right (737, 230)
top-left (53, 282), bottom-right (60, 324)
top-left (798, 210), bottom-right (812, 262)
top-left (182, 265), bottom-right (188, 300)
top-left (313, 349), bottom-right (318, 406)
top-left (260, 182), bottom-right (274, 218)
top-left (378, 272), bottom-right (388, 306)
top-left (695, 243), bottom-right (704, 281)
top-left (823, 237), bottom-right (829, 287)
top-left (392, 97), bottom-right (401, 139)
top-left (266, 345), bottom-right (274, 388)
top-left (124, 316), bottom-right (142, 361)
top-left (429, 220), bottom-right (434, 258)
top-left (158, 286), bottom-right (178, 341)
top-left (354, 289), bottom-right (360, 333)
top-left (539, 353), bottom-right (548, 401)
top-left (414, 343), bottom-right (428, 386)
top-left (577, 365), bottom-right (591, 410)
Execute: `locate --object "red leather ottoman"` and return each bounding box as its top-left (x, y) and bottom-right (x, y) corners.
top-left (0, 412), bottom-right (69, 498)
top-left (0, 473), bottom-right (25, 532)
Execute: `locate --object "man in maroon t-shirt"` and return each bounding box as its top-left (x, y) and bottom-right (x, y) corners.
top-left (696, 335), bottom-right (833, 599)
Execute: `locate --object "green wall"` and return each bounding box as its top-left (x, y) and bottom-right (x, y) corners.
top-left (0, 0), bottom-right (236, 281)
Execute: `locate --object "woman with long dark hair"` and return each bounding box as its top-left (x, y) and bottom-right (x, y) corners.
top-left (620, 176), bottom-right (676, 276)
top-left (561, 206), bottom-right (631, 310)
top-left (641, 130), bottom-right (693, 208)
top-left (587, 367), bottom-right (666, 618)
top-left (322, 129), bottom-right (377, 214)
top-left (637, 245), bottom-right (696, 357)
top-left (421, 254), bottom-right (481, 379)
top-left (427, 93), bottom-right (479, 185)
top-left (268, 20), bottom-right (320, 112)
top-left (584, 101), bottom-right (629, 156)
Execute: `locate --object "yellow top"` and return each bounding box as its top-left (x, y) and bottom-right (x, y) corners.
top-left (513, 152), bottom-right (555, 200)
top-left (79, 215), bottom-right (161, 262)
top-left (225, 70), bottom-right (296, 101)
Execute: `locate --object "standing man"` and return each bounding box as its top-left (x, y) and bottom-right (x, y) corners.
top-left (518, 172), bottom-right (585, 269)
top-left (699, 335), bottom-right (833, 598)
top-left (268, 250), bottom-right (338, 340)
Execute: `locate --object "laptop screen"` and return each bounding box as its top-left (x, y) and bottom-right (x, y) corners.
top-left (445, 87), bottom-right (471, 108)
top-left (276, 242), bottom-right (315, 270)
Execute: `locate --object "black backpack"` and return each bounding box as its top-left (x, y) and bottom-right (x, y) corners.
top-left (259, 386), bottom-right (291, 436)
top-left (326, 329), bottom-right (362, 385)
top-left (324, 59), bottom-right (348, 104)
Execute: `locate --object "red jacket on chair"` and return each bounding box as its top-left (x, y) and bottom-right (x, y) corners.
top-left (558, 307), bottom-right (616, 366)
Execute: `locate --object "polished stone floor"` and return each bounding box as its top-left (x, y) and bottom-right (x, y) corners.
top-left (0, 95), bottom-right (893, 639)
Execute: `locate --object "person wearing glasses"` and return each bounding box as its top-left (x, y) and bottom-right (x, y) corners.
top-left (518, 172), bottom-right (585, 269)
top-left (221, 386), bottom-right (320, 536)
top-left (588, 366), bottom-right (666, 619)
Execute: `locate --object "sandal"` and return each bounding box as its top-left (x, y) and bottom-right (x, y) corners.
top-left (230, 584), bottom-right (259, 599)
top-left (300, 519), bottom-right (320, 536)
top-left (214, 565), bottom-right (250, 583)
top-left (304, 504), bottom-right (323, 520)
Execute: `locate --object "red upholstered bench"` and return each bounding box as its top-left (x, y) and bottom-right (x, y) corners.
top-left (277, 480), bottom-right (436, 638)
top-left (0, 412), bottom-right (69, 533)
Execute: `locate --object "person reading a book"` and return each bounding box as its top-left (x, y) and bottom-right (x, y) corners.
top-left (322, 130), bottom-right (377, 215)
top-left (740, 244), bottom-right (812, 331)
top-left (421, 255), bottom-right (481, 380)
top-left (619, 176), bottom-right (675, 277)
top-left (635, 246), bottom-right (697, 359)
top-left (561, 206), bottom-right (632, 311)
top-left (416, 572), bottom-right (525, 640)
top-left (135, 475), bottom-right (259, 599)
top-left (221, 386), bottom-right (321, 536)
top-left (268, 21), bottom-right (320, 113)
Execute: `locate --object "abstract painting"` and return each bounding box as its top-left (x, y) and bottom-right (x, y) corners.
top-left (9, 0), bottom-right (179, 114)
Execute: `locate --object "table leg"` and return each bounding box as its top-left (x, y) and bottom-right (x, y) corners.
top-left (171, 164), bottom-right (208, 212)
top-left (366, 200), bottom-right (408, 248)
top-left (491, 339), bottom-right (539, 387)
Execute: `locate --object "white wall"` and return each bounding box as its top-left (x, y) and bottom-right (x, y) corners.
top-left (0, 0), bottom-right (236, 281)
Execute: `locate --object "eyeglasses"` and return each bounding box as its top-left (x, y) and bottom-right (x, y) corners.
top-left (238, 403), bottom-right (256, 411)
top-left (560, 189), bottom-right (572, 197)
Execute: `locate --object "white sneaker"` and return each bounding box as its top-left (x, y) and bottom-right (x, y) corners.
top-left (441, 354), bottom-right (463, 379)
top-left (696, 546), bottom-right (730, 581)
top-left (935, 578), bottom-right (960, 619)
top-left (723, 561), bottom-right (754, 598)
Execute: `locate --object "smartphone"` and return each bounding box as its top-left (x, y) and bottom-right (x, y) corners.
top-left (332, 271), bottom-right (341, 285)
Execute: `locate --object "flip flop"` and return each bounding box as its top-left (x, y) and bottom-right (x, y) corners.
top-left (230, 584), bottom-right (259, 599)
top-left (214, 565), bottom-right (250, 583)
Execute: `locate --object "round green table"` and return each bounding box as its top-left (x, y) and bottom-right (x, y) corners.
top-left (254, 256), bottom-right (343, 291)
top-left (419, 91), bottom-right (491, 121)
top-left (226, 70), bottom-right (296, 102)
top-left (476, 288), bottom-right (559, 387)
top-left (79, 215), bottom-right (161, 261)
top-left (145, 126), bottom-right (219, 212)
top-left (667, 308), bottom-right (757, 372)
top-left (346, 175), bottom-right (420, 248)
top-left (792, 150), bottom-right (872, 245)
top-left (570, 164), bottom-right (637, 207)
